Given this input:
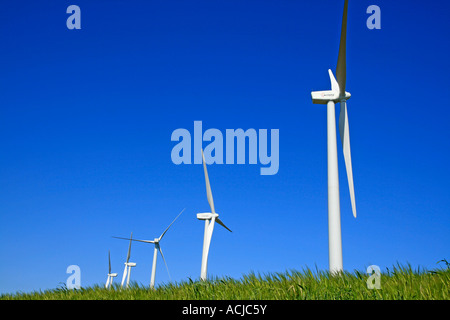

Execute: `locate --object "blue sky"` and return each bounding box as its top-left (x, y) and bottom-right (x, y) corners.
top-left (0, 0), bottom-right (449, 294)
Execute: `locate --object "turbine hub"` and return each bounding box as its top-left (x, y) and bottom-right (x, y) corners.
top-left (340, 91), bottom-right (351, 101)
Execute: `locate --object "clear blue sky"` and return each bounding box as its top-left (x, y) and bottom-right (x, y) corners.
top-left (1, 0), bottom-right (449, 294)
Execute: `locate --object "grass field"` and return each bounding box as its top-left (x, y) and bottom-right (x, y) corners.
top-left (1, 261), bottom-right (449, 300)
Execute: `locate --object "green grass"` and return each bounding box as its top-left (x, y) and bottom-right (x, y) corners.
top-left (2, 261), bottom-right (449, 300)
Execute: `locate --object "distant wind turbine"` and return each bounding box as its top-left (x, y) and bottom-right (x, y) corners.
top-left (197, 149), bottom-right (232, 281)
top-left (311, 0), bottom-right (357, 274)
top-left (113, 208), bottom-right (185, 289)
top-left (105, 250), bottom-right (118, 289)
top-left (116, 232), bottom-right (136, 288)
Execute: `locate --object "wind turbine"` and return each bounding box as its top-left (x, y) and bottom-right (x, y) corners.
top-left (117, 232), bottom-right (137, 288)
top-left (311, 0), bottom-right (356, 274)
top-left (113, 209), bottom-right (185, 289)
top-left (105, 250), bottom-right (118, 289)
top-left (197, 149), bottom-right (232, 281)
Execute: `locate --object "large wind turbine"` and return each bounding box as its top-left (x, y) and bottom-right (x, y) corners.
top-left (197, 149), bottom-right (232, 281)
top-left (105, 250), bottom-right (118, 289)
top-left (113, 209), bottom-right (185, 289)
top-left (117, 232), bottom-right (136, 288)
top-left (311, 0), bottom-right (356, 274)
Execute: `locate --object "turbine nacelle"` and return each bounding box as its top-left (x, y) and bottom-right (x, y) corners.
top-left (311, 90), bottom-right (351, 104)
top-left (196, 212), bottom-right (219, 220)
top-left (125, 262), bottom-right (136, 267)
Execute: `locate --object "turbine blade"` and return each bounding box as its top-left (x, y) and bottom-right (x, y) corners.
top-left (158, 245), bottom-right (171, 280)
top-left (216, 217), bottom-right (232, 232)
top-left (112, 236), bottom-right (155, 244)
top-left (132, 238), bottom-right (155, 244)
top-left (338, 101), bottom-right (357, 218)
top-left (126, 232), bottom-right (133, 263)
top-left (121, 265), bottom-right (128, 287)
top-left (336, 0), bottom-right (348, 96)
top-left (202, 149), bottom-right (216, 214)
top-left (108, 250), bottom-right (111, 274)
top-left (204, 216), bottom-right (216, 263)
top-left (112, 236), bottom-right (131, 241)
top-left (159, 208), bottom-right (186, 241)
top-left (126, 265), bottom-right (132, 288)
top-left (329, 69), bottom-right (339, 94)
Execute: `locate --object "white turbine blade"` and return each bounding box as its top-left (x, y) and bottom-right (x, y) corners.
top-left (158, 245), bottom-right (171, 280)
top-left (336, 0), bottom-right (348, 97)
top-left (132, 238), bottom-right (155, 244)
top-left (202, 149), bottom-right (216, 214)
top-left (121, 265), bottom-right (128, 287)
top-left (126, 266), bottom-right (131, 288)
top-left (108, 250), bottom-right (111, 274)
top-left (216, 217), bottom-right (232, 232)
top-left (105, 276), bottom-right (110, 289)
top-left (328, 69), bottom-right (340, 95)
top-left (126, 232), bottom-right (133, 263)
top-left (112, 236), bottom-right (155, 244)
top-left (112, 236), bottom-right (131, 241)
top-left (339, 101), bottom-right (356, 218)
top-left (159, 208), bottom-right (186, 241)
top-left (206, 216), bottom-right (216, 252)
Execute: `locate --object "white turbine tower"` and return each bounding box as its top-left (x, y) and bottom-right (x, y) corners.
top-left (113, 209), bottom-right (185, 289)
top-left (105, 250), bottom-right (118, 289)
top-left (197, 149), bottom-right (232, 281)
top-left (311, 0), bottom-right (356, 274)
top-left (117, 232), bottom-right (137, 288)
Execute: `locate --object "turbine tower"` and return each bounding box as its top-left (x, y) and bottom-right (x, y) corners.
top-left (113, 209), bottom-right (185, 289)
top-left (311, 0), bottom-right (357, 274)
top-left (105, 250), bottom-right (118, 289)
top-left (197, 149), bottom-right (232, 281)
top-left (117, 232), bottom-right (137, 288)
